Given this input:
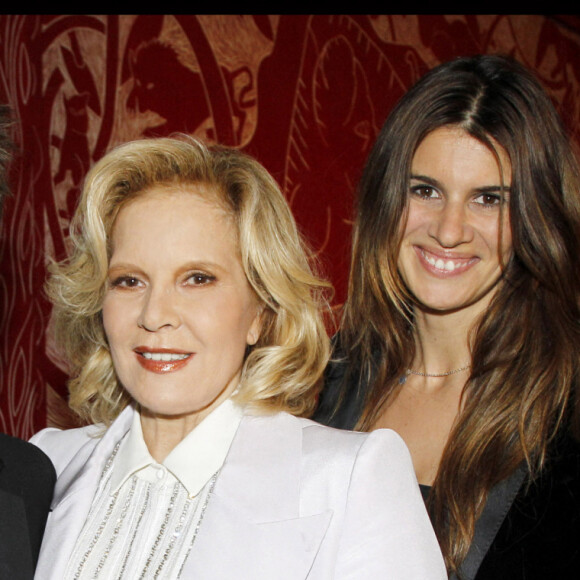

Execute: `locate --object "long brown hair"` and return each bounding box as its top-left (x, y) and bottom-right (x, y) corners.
top-left (338, 55), bottom-right (580, 572)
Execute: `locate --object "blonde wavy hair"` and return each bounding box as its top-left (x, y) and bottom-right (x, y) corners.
top-left (47, 136), bottom-right (332, 426)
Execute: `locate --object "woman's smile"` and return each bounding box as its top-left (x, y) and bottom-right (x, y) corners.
top-left (134, 347), bottom-right (193, 373)
top-left (415, 246), bottom-right (479, 276)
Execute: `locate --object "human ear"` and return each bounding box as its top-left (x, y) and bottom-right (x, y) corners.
top-left (246, 303), bottom-right (265, 346)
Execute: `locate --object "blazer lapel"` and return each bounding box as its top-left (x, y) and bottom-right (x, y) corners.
top-left (35, 406), bottom-right (134, 580)
top-left (451, 463), bottom-right (527, 580)
top-left (183, 413), bottom-right (332, 579)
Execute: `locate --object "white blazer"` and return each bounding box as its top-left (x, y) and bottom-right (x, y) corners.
top-left (31, 406), bottom-right (446, 579)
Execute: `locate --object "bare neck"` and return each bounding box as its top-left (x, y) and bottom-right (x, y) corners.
top-left (411, 307), bottom-right (477, 380)
top-left (139, 411), bottom-right (203, 463)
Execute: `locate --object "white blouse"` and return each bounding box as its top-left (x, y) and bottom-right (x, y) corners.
top-left (66, 400), bottom-right (243, 579)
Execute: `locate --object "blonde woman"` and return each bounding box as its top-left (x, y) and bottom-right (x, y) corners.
top-left (31, 137), bottom-right (445, 579)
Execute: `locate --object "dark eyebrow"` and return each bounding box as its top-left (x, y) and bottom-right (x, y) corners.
top-left (475, 185), bottom-right (511, 194)
top-left (410, 174), bottom-right (442, 189)
top-left (410, 174), bottom-right (511, 195)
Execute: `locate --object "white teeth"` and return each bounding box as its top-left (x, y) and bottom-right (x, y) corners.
top-left (141, 352), bottom-right (189, 361)
top-left (424, 253), bottom-right (459, 272)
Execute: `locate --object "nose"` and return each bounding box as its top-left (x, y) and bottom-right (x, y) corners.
top-left (137, 286), bottom-right (181, 332)
top-left (428, 200), bottom-right (473, 248)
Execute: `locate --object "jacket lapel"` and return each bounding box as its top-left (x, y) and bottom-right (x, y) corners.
top-left (35, 406), bottom-right (134, 580)
top-left (183, 413), bottom-right (332, 579)
top-left (451, 463), bottom-right (527, 580)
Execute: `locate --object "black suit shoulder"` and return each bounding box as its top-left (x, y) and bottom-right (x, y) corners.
top-left (0, 432), bottom-right (56, 492)
top-left (476, 434), bottom-right (580, 579)
top-left (0, 432), bottom-right (56, 576)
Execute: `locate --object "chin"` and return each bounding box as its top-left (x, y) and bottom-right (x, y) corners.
top-left (412, 293), bottom-right (462, 312)
top-left (413, 291), bottom-right (494, 316)
top-left (133, 393), bottom-right (196, 417)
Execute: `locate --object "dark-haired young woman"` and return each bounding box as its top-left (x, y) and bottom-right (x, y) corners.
top-left (315, 54), bottom-right (580, 579)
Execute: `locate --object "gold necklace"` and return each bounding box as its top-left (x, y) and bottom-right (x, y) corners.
top-left (406, 364), bottom-right (471, 378)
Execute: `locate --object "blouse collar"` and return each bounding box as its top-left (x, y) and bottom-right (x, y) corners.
top-left (109, 399), bottom-right (244, 498)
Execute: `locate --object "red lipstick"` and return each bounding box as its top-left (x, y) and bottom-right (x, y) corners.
top-left (134, 347), bottom-right (193, 374)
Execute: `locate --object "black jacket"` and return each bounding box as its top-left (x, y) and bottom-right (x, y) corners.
top-left (314, 356), bottom-right (580, 579)
top-left (0, 433), bottom-right (56, 580)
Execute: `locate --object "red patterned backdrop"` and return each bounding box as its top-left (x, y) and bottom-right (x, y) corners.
top-left (1, 15), bottom-right (579, 436)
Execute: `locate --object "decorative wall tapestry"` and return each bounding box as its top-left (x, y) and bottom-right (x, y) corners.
top-left (1, 15), bottom-right (579, 436)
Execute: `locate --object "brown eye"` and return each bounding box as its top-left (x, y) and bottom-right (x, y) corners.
top-left (410, 185), bottom-right (439, 199)
top-left (111, 276), bottom-right (142, 288)
top-left (185, 272), bottom-right (216, 286)
top-left (474, 193), bottom-right (501, 206)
